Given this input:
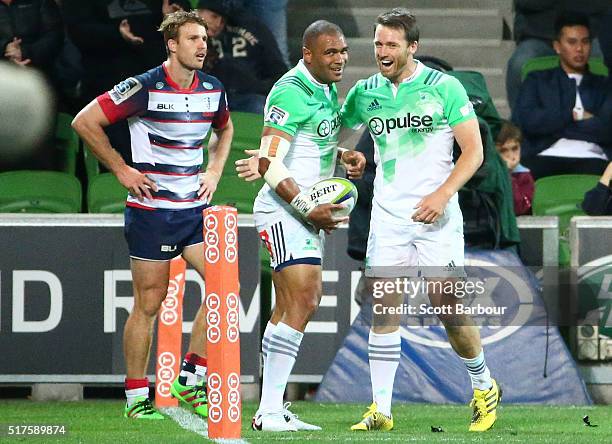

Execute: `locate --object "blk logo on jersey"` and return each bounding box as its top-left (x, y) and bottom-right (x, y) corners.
top-left (368, 113), bottom-right (434, 136)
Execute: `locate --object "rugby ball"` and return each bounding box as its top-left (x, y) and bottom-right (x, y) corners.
top-left (306, 177), bottom-right (358, 217)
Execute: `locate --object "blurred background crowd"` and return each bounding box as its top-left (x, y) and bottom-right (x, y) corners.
top-left (1, 0), bottom-right (611, 221)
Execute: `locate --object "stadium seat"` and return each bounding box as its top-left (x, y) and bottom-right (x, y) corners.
top-left (521, 55), bottom-right (608, 80)
top-left (0, 170), bottom-right (82, 213)
top-left (533, 174), bottom-right (600, 266)
top-left (83, 142), bottom-right (128, 213)
top-left (55, 112), bottom-right (80, 175)
top-left (87, 173), bottom-right (127, 213)
top-left (533, 174), bottom-right (600, 229)
top-left (210, 111), bottom-right (265, 213)
top-left (83, 142), bottom-right (101, 181)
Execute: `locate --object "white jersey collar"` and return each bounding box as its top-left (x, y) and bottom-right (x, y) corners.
top-left (401, 59), bottom-right (424, 83)
top-left (297, 60), bottom-right (330, 94)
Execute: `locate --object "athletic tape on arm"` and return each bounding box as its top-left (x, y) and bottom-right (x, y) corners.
top-left (260, 134), bottom-right (317, 218)
top-left (260, 135), bottom-right (291, 189)
top-left (337, 147), bottom-right (348, 163)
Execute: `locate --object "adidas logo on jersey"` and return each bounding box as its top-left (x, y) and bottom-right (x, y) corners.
top-left (367, 99), bottom-right (382, 111)
top-left (443, 260), bottom-right (457, 272)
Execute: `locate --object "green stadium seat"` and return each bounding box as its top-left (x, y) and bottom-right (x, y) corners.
top-left (521, 55), bottom-right (608, 80)
top-left (533, 174), bottom-right (600, 230)
top-left (87, 173), bottom-right (127, 213)
top-left (83, 142), bottom-right (127, 213)
top-left (83, 142), bottom-right (101, 181)
top-left (532, 174), bottom-right (600, 266)
top-left (55, 112), bottom-right (80, 175)
top-left (0, 170), bottom-right (81, 213)
top-left (210, 111), bottom-right (265, 213)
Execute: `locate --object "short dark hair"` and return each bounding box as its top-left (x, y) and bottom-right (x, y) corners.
top-left (496, 120), bottom-right (522, 146)
top-left (302, 20), bottom-right (344, 49)
top-left (376, 8), bottom-right (419, 43)
top-left (554, 11), bottom-right (591, 40)
top-left (158, 10), bottom-right (208, 49)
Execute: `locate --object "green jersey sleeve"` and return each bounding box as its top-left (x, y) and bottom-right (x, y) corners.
top-left (263, 84), bottom-right (313, 136)
top-left (439, 76), bottom-right (476, 127)
top-left (341, 81), bottom-right (364, 129)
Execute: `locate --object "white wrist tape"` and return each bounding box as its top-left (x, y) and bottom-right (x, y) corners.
top-left (337, 147), bottom-right (348, 163)
top-left (260, 135), bottom-right (291, 189)
top-left (290, 192), bottom-right (316, 218)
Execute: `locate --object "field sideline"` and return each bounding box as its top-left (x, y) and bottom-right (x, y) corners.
top-left (1, 400), bottom-right (610, 443)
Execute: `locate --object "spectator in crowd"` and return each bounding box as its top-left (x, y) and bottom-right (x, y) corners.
top-left (513, 12), bottom-right (611, 180)
top-left (1, 0), bottom-right (64, 170)
top-left (582, 161), bottom-right (612, 215)
top-left (600, 8), bottom-right (612, 69)
top-left (506, 1), bottom-right (607, 111)
top-left (61, 0), bottom-right (189, 161)
top-left (245, 0), bottom-right (289, 66)
top-left (62, 0), bottom-right (189, 106)
top-left (212, 0), bottom-right (289, 65)
top-left (1, 0), bottom-right (64, 77)
top-left (495, 121), bottom-right (534, 216)
top-left (197, 0), bottom-right (288, 113)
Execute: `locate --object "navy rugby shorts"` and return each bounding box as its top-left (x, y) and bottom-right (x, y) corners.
top-left (124, 205), bottom-right (209, 261)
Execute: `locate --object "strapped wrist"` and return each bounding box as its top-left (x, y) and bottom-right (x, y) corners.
top-left (290, 192), bottom-right (316, 218)
top-left (337, 147), bottom-right (348, 163)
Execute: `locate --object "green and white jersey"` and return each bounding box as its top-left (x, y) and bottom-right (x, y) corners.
top-left (341, 60), bottom-right (476, 225)
top-left (254, 61), bottom-right (342, 213)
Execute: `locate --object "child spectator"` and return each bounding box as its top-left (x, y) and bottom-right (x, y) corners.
top-left (496, 121), bottom-right (535, 216)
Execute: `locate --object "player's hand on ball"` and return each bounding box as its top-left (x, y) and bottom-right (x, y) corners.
top-left (235, 149), bottom-right (261, 181)
top-left (412, 189), bottom-right (450, 224)
top-left (116, 166), bottom-right (158, 202)
top-left (341, 150), bottom-right (366, 179)
top-left (307, 203), bottom-right (349, 233)
top-left (198, 169), bottom-right (221, 203)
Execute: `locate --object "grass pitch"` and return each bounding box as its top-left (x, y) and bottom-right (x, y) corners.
top-left (0, 400), bottom-right (610, 443)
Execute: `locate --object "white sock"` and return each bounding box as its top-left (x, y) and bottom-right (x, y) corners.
top-left (194, 363), bottom-right (207, 385)
top-left (178, 353), bottom-right (207, 386)
top-left (125, 387), bottom-right (149, 406)
top-left (368, 330), bottom-right (401, 417)
top-left (460, 349), bottom-right (492, 390)
top-left (258, 322), bottom-right (303, 413)
top-left (261, 321), bottom-right (277, 361)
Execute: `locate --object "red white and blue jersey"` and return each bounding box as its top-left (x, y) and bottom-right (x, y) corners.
top-left (97, 63), bottom-right (230, 210)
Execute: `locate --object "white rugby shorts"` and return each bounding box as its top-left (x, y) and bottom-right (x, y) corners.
top-left (365, 201), bottom-right (464, 278)
top-left (255, 207), bottom-right (325, 271)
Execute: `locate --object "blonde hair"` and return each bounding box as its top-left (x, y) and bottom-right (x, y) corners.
top-left (158, 10), bottom-right (208, 54)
